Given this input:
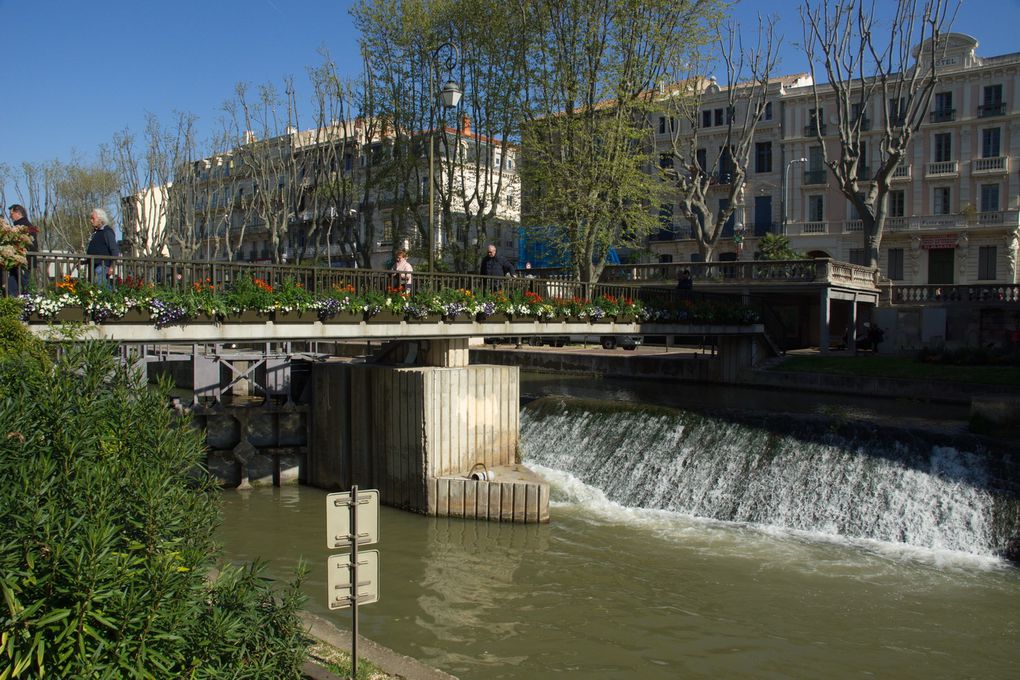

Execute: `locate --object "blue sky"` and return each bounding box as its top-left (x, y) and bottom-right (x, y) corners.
top-left (3, 0), bottom-right (1020, 195)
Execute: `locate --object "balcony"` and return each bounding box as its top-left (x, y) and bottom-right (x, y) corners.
top-left (977, 210), bottom-right (1020, 227)
top-left (890, 164), bottom-right (912, 181)
top-left (929, 108), bottom-right (956, 123)
top-left (804, 122), bottom-right (827, 136)
top-left (803, 169), bottom-right (827, 185)
top-left (802, 221), bottom-right (828, 234)
top-left (972, 156), bottom-right (1008, 175)
top-left (925, 160), bottom-right (959, 178)
top-left (978, 102), bottom-right (1006, 118)
top-left (843, 219), bottom-right (864, 233)
top-left (885, 216), bottom-right (907, 231)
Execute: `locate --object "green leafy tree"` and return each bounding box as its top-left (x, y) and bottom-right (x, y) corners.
top-left (521, 0), bottom-right (728, 282)
top-left (0, 303), bottom-right (307, 678)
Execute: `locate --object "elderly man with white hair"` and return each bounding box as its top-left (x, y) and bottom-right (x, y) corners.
top-left (86, 207), bottom-right (120, 288)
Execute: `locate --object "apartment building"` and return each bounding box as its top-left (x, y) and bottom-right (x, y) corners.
top-left (166, 116), bottom-right (520, 269)
top-left (649, 33), bottom-right (1020, 287)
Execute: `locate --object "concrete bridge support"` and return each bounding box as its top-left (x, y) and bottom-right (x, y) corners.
top-left (309, 344), bottom-right (548, 522)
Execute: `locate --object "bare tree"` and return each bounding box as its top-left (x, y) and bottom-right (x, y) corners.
top-left (801, 0), bottom-right (954, 268)
top-left (663, 18), bottom-right (780, 262)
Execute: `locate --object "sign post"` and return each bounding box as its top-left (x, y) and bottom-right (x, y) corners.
top-left (326, 487), bottom-right (380, 678)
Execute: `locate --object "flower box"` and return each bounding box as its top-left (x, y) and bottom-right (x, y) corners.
top-left (30, 306), bottom-right (84, 324)
top-left (320, 312), bottom-right (362, 324)
top-left (442, 313), bottom-right (474, 324)
top-left (104, 308), bottom-right (151, 324)
top-left (364, 310), bottom-right (404, 324)
top-left (274, 310), bottom-right (318, 324)
top-left (222, 310), bottom-right (273, 323)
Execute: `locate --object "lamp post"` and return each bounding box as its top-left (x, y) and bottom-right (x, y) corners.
top-left (428, 43), bottom-right (462, 272)
top-left (782, 157), bottom-right (807, 235)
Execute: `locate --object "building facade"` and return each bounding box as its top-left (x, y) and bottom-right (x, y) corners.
top-left (162, 116), bottom-right (520, 269)
top-left (649, 33), bottom-right (1020, 287)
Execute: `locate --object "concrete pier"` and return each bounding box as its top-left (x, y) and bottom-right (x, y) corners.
top-left (309, 358), bottom-right (548, 523)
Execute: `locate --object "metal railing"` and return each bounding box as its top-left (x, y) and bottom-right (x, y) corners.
top-left (14, 252), bottom-right (649, 305)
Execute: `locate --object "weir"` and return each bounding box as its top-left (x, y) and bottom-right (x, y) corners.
top-left (520, 396), bottom-right (1020, 559)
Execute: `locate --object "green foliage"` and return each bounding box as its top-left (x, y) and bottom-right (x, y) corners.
top-left (0, 339), bottom-right (307, 678)
top-left (754, 233), bottom-right (804, 261)
top-left (0, 298), bottom-right (50, 393)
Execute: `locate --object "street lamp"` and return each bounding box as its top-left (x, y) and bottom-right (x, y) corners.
top-left (428, 43), bottom-right (462, 272)
top-left (782, 157), bottom-right (807, 235)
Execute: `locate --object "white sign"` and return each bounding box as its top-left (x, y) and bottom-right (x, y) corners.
top-left (327, 550), bottom-right (380, 610)
top-left (326, 489), bottom-right (380, 549)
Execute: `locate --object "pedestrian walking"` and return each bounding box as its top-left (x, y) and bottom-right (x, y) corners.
top-left (86, 208), bottom-right (119, 289)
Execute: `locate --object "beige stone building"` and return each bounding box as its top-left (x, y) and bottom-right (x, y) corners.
top-left (167, 117), bottom-right (520, 269)
top-left (649, 33), bottom-right (1020, 287)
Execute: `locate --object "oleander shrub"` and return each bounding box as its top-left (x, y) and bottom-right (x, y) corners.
top-left (0, 301), bottom-right (306, 678)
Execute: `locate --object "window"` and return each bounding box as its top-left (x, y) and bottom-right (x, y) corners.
top-left (658, 116), bottom-right (666, 134)
top-left (670, 117), bottom-right (677, 132)
top-left (808, 195), bottom-right (825, 221)
top-left (754, 142), bottom-right (772, 173)
top-left (851, 102), bottom-right (868, 128)
top-left (934, 187), bottom-right (951, 215)
top-left (933, 133), bottom-right (952, 162)
top-left (933, 91), bottom-right (953, 121)
top-left (658, 254), bottom-right (674, 264)
top-left (887, 248), bottom-right (904, 280)
top-left (978, 246), bottom-right (997, 280)
top-left (982, 127), bottom-right (1001, 158)
top-left (980, 184), bottom-right (1000, 212)
top-left (808, 107), bottom-right (824, 134)
top-left (659, 153), bottom-right (673, 169)
top-left (702, 110), bottom-right (712, 128)
top-left (808, 145), bottom-right (824, 171)
top-left (714, 108), bottom-right (724, 126)
top-left (889, 190), bottom-right (905, 218)
top-left (848, 248), bottom-right (867, 265)
top-left (718, 146), bottom-right (734, 183)
top-left (764, 101), bottom-right (773, 120)
top-left (726, 105), bottom-right (735, 124)
top-left (980, 84), bottom-right (1004, 116)
top-left (888, 97), bottom-right (906, 125)
top-left (696, 148), bottom-right (707, 173)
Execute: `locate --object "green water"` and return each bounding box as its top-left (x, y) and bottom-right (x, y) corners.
top-left (217, 484), bottom-right (1019, 680)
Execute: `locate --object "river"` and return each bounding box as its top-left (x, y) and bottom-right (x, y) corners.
top-left (216, 375), bottom-right (1019, 679)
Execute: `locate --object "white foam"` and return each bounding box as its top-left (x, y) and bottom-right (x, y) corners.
top-left (528, 462), bottom-right (1011, 573)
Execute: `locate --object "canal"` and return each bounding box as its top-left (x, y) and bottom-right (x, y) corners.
top-left (216, 375), bottom-right (1019, 679)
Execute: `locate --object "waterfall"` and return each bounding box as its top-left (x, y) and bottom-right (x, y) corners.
top-left (520, 397), bottom-right (1020, 558)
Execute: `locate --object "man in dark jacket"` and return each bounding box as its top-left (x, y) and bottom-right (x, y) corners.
top-left (86, 208), bottom-right (120, 288)
top-left (7, 204), bottom-right (38, 295)
top-left (479, 244), bottom-right (515, 278)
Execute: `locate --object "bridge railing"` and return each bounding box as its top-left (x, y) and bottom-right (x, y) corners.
top-left (18, 253), bottom-right (649, 303)
top-left (532, 258), bottom-right (878, 289)
top-left (883, 283), bottom-right (1020, 305)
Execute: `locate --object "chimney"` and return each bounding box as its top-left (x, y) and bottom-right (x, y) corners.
top-left (460, 114), bottom-right (471, 136)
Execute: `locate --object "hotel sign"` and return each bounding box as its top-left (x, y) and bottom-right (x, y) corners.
top-left (920, 234), bottom-right (958, 249)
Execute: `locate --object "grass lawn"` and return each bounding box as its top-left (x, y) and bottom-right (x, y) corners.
top-left (776, 355), bottom-right (1020, 386)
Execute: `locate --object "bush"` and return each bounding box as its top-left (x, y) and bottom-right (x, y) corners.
top-left (0, 302), bottom-right (307, 678)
